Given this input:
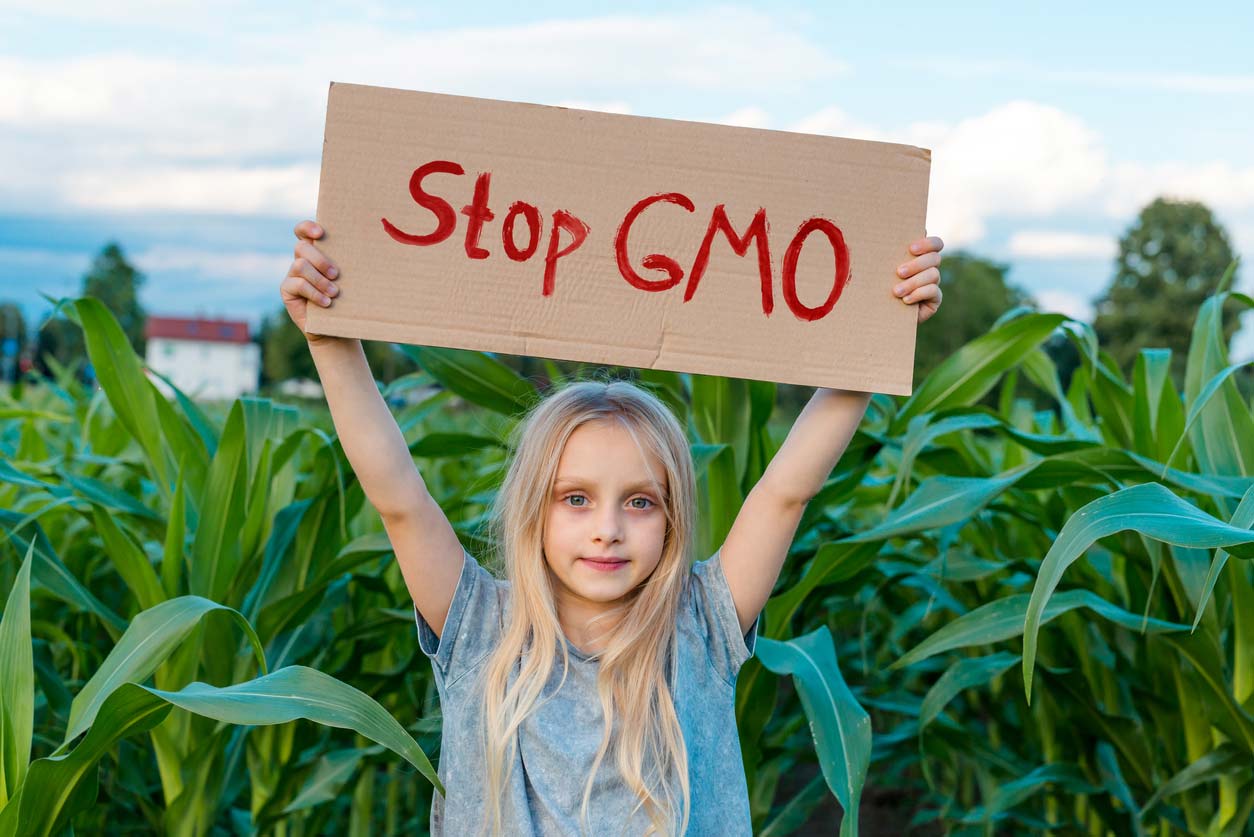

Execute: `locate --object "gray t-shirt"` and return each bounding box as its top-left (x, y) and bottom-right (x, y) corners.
top-left (414, 546), bottom-right (759, 836)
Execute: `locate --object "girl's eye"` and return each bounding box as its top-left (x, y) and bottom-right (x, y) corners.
top-left (629, 497), bottom-right (654, 510)
top-left (565, 495), bottom-right (587, 507)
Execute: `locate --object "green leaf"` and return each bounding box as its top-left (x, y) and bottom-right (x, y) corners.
top-left (281, 747), bottom-right (375, 814)
top-left (1184, 291), bottom-right (1254, 477)
top-left (63, 597), bottom-right (267, 749)
top-left (957, 763), bottom-right (1099, 824)
top-left (73, 297), bottom-right (173, 496)
top-left (1022, 483), bottom-right (1254, 702)
top-left (162, 469), bottom-right (187, 599)
top-left (1191, 484), bottom-right (1254, 630)
top-left (0, 680), bottom-right (175, 837)
top-left (1160, 632), bottom-right (1254, 755)
top-left (894, 312), bottom-right (1066, 432)
top-left (1137, 744), bottom-right (1249, 819)
top-left (756, 627), bottom-right (870, 837)
top-left (691, 374), bottom-right (751, 485)
top-left (60, 473), bottom-right (163, 521)
top-left (918, 652), bottom-right (1019, 729)
top-left (766, 542), bottom-right (881, 638)
top-left (190, 400), bottom-right (248, 604)
top-left (91, 508), bottom-right (165, 612)
top-left (409, 432), bottom-right (503, 458)
top-left (1095, 741), bottom-right (1146, 837)
top-left (1161, 359), bottom-right (1254, 478)
top-left (758, 774), bottom-right (829, 837)
top-left (6, 669), bottom-right (441, 833)
top-left (0, 543), bottom-right (35, 806)
top-left (399, 345), bottom-right (537, 416)
top-left (893, 588), bottom-right (1189, 670)
top-left (847, 462), bottom-right (1039, 543)
top-left (144, 667), bottom-right (441, 794)
top-left (0, 513), bottom-right (126, 637)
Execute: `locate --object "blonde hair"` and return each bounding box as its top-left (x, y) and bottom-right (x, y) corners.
top-left (476, 378), bottom-right (695, 837)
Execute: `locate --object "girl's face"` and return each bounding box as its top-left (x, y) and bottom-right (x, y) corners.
top-left (543, 419), bottom-right (669, 615)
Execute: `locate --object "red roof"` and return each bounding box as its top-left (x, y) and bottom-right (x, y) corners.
top-left (146, 316), bottom-right (251, 344)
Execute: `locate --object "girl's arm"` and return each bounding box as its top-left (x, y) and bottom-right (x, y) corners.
top-left (284, 220), bottom-right (464, 636)
top-left (718, 388), bottom-right (871, 635)
top-left (718, 235), bottom-right (945, 635)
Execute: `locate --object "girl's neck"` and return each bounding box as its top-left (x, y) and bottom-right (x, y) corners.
top-left (557, 600), bottom-right (626, 657)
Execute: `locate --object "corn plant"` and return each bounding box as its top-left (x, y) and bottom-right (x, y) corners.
top-left (2, 263), bottom-right (1253, 834)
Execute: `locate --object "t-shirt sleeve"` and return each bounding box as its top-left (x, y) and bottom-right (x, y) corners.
top-left (414, 547), bottom-right (504, 682)
top-left (688, 548), bottom-right (759, 684)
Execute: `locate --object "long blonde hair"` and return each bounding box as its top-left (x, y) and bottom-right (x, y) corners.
top-left (476, 379), bottom-right (696, 837)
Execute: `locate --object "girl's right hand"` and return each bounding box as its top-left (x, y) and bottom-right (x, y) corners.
top-left (280, 219), bottom-right (341, 341)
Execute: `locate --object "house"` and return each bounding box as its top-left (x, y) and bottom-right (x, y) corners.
top-left (144, 316), bottom-right (259, 401)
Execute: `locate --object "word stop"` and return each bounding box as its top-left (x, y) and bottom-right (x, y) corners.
top-left (380, 160), bottom-right (852, 321)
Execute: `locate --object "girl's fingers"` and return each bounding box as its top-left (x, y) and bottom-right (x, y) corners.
top-left (295, 239), bottom-right (339, 281)
top-left (896, 250), bottom-right (942, 280)
top-left (893, 266), bottom-right (940, 297)
top-left (909, 235), bottom-right (944, 255)
top-left (291, 256), bottom-right (336, 294)
top-left (290, 257), bottom-right (338, 303)
top-left (294, 219), bottom-right (324, 241)
top-left (279, 274), bottom-right (330, 307)
top-left (904, 282), bottom-right (940, 305)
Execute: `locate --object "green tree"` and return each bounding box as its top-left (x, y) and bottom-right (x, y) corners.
top-left (258, 308), bottom-right (417, 389)
top-left (35, 242), bottom-right (147, 380)
top-left (0, 302), bottom-right (28, 383)
top-left (82, 242), bottom-right (147, 356)
top-left (1093, 197), bottom-right (1241, 385)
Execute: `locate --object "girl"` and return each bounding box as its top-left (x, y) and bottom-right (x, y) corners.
top-left (279, 220), bottom-right (943, 836)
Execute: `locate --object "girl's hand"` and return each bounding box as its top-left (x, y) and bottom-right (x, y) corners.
top-left (280, 220), bottom-right (341, 341)
top-left (894, 235), bottom-right (945, 324)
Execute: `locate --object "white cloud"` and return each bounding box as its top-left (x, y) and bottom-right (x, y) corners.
top-left (132, 246), bottom-right (290, 286)
top-left (790, 105), bottom-right (885, 141)
top-left (789, 100), bottom-right (1109, 246)
top-left (0, 9), bottom-right (846, 215)
top-left (73, 164), bottom-right (320, 215)
top-left (715, 106), bottom-right (772, 129)
top-left (1033, 289), bottom-right (1094, 322)
top-left (1007, 231), bottom-right (1116, 260)
top-left (1102, 160), bottom-right (1254, 218)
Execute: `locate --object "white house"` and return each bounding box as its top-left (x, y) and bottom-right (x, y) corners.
top-left (144, 316), bottom-right (259, 401)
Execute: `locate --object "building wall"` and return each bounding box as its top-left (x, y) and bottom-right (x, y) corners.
top-left (145, 337), bottom-right (259, 401)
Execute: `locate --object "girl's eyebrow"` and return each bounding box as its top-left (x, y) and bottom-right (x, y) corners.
top-left (553, 476), bottom-right (664, 494)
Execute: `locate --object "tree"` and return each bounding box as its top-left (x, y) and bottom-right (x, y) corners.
top-left (258, 308), bottom-right (417, 390)
top-left (35, 242), bottom-right (147, 380)
top-left (913, 251), bottom-right (1035, 386)
top-left (1093, 197), bottom-right (1241, 385)
top-left (0, 302), bottom-right (28, 382)
top-left (82, 242), bottom-right (147, 356)
top-left (259, 310), bottom-right (317, 386)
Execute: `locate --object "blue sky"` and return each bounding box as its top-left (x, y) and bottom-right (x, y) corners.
top-left (3, 1), bottom-right (1253, 359)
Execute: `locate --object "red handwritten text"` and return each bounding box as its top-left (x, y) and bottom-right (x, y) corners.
top-left (381, 162), bottom-right (851, 319)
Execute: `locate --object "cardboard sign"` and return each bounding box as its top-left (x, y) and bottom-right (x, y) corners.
top-left (306, 82), bottom-right (931, 394)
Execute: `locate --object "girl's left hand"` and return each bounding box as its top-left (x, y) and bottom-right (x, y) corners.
top-left (894, 235), bottom-right (945, 324)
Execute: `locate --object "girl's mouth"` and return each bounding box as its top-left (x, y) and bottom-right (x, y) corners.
top-left (580, 557), bottom-right (628, 571)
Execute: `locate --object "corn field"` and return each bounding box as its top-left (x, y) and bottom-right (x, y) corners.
top-left (1, 267), bottom-right (1253, 835)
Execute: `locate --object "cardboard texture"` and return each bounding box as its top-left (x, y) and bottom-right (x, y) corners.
top-left (306, 82), bottom-right (931, 395)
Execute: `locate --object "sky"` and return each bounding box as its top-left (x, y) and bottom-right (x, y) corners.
top-left (2, 0), bottom-right (1253, 360)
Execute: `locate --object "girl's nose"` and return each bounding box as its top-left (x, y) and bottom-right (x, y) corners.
top-left (594, 507), bottom-right (623, 542)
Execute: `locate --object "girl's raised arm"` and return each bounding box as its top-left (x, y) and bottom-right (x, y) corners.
top-left (718, 234), bottom-right (945, 635)
top-left (283, 220), bottom-right (465, 637)
top-left (717, 388), bottom-right (872, 636)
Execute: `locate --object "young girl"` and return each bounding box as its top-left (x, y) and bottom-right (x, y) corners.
top-left (279, 220), bottom-right (943, 836)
